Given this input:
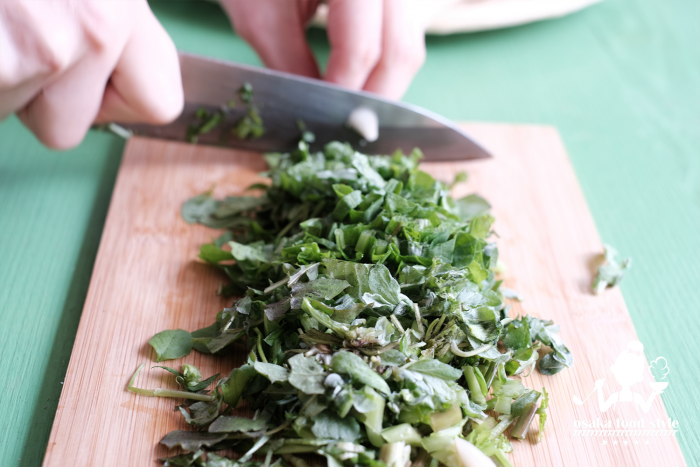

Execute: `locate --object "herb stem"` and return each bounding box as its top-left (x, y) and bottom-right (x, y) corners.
top-left (254, 328), bottom-right (268, 363)
top-left (511, 403), bottom-right (538, 439)
top-left (491, 415), bottom-right (515, 438)
top-left (127, 364), bottom-right (215, 402)
top-left (358, 340), bottom-right (399, 356)
top-left (437, 343), bottom-right (452, 359)
top-left (424, 319), bottom-right (438, 341)
top-left (431, 314), bottom-right (447, 339)
top-left (450, 341), bottom-right (473, 358)
top-left (459, 343), bottom-right (493, 358)
top-left (464, 366), bottom-right (486, 404)
top-left (264, 276), bottom-right (289, 294)
top-left (265, 419), bottom-right (291, 436)
top-left (413, 303), bottom-right (424, 335)
top-left (483, 362), bottom-right (497, 389)
top-left (433, 318), bottom-right (454, 341)
top-left (282, 454), bottom-right (310, 467)
top-left (390, 314), bottom-right (405, 334)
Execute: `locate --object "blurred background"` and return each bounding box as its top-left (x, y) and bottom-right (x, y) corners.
top-left (0, 0), bottom-right (698, 465)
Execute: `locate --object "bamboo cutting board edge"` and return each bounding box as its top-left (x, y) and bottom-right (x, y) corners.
top-left (43, 123), bottom-right (687, 467)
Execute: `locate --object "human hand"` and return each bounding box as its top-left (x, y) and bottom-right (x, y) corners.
top-left (0, 0), bottom-right (183, 149)
top-left (594, 379), bottom-right (606, 390)
top-left (221, 0), bottom-right (427, 100)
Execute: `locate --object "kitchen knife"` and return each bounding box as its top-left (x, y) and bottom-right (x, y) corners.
top-left (118, 52), bottom-right (490, 161)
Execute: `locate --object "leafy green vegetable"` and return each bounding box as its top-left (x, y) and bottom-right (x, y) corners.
top-left (288, 353), bottom-right (326, 394)
top-left (130, 142), bottom-right (574, 466)
top-left (149, 329), bottom-right (194, 362)
top-left (312, 410), bottom-right (361, 441)
top-left (160, 431), bottom-right (227, 451)
top-left (593, 243), bottom-right (631, 294)
top-left (254, 362), bottom-right (289, 384)
top-left (208, 416), bottom-right (267, 433)
top-left (332, 351), bottom-right (391, 395)
top-left (154, 364), bottom-right (219, 392)
top-left (186, 83), bottom-right (265, 144)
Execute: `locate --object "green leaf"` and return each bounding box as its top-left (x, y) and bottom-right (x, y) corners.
top-left (311, 410), bottom-right (361, 441)
top-left (153, 365), bottom-right (183, 379)
top-left (221, 364), bottom-right (257, 407)
top-left (199, 243), bottom-right (234, 263)
top-left (228, 241), bottom-right (267, 262)
top-left (254, 362), bottom-right (289, 384)
top-left (331, 351), bottom-right (390, 395)
top-left (409, 359), bottom-right (463, 380)
top-left (208, 416), bottom-right (268, 433)
top-left (380, 350), bottom-right (407, 367)
top-left (190, 323), bottom-right (219, 354)
top-left (181, 192), bottom-right (216, 224)
top-left (455, 194), bottom-right (491, 220)
top-left (288, 353), bottom-right (326, 394)
top-left (187, 372), bottom-right (220, 392)
top-left (538, 353), bottom-right (568, 375)
top-left (179, 400), bottom-right (220, 428)
top-left (503, 319), bottom-right (530, 351)
top-left (149, 329), bottom-right (193, 362)
top-left (363, 264), bottom-right (400, 307)
top-left (160, 430), bottom-right (227, 451)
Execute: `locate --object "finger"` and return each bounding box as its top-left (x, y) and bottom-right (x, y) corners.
top-left (95, 7), bottom-right (183, 124)
top-left (363, 0), bottom-right (426, 99)
top-left (0, 2), bottom-right (87, 119)
top-left (17, 4), bottom-right (131, 149)
top-left (324, 0), bottom-right (383, 89)
top-left (221, 0), bottom-right (320, 78)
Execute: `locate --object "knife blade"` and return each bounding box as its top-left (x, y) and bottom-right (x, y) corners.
top-left (118, 52), bottom-right (490, 161)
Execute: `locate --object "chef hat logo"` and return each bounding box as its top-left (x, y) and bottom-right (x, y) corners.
top-left (649, 357), bottom-right (670, 381)
top-left (610, 340), bottom-right (645, 387)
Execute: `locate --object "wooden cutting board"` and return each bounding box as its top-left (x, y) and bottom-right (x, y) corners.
top-left (43, 123), bottom-right (687, 467)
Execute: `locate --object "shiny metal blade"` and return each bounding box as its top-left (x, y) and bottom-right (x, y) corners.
top-left (120, 53), bottom-right (490, 161)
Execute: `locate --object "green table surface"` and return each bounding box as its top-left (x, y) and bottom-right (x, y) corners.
top-left (1, 1), bottom-right (698, 465)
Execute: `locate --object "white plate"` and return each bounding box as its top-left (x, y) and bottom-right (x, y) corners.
top-left (310, 0), bottom-right (603, 35)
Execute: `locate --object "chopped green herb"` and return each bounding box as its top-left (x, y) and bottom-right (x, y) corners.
top-left (593, 243), bottom-right (631, 294)
top-left (129, 142), bottom-right (572, 466)
top-left (149, 329), bottom-right (193, 362)
top-left (186, 83), bottom-right (265, 144)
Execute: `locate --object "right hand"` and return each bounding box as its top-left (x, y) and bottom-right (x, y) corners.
top-left (594, 379), bottom-right (606, 390)
top-left (222, 0), bottom-right (428, 100)
top-left (0, 0), bottom-right (183, 149)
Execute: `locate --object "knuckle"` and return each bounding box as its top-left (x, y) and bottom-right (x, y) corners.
top-left (144, 96), bottom-right (184, 125)
top-left (388, 40), bottom-right (425, 72)
top-left (79, 3), bottom-right (124, 54)
top-left (41, 46), bottom-right (72, 76)
top-left (352, 42), bottom-right (381, 71)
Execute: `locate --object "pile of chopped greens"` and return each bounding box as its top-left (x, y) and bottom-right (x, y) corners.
top-left (129, 141), bottom-right (573, 467)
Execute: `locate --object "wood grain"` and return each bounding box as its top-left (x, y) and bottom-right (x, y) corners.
top-left (43, 124), bottom-right (687, 467)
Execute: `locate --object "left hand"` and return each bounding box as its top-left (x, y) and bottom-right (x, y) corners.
top-left (221, 0), bottom-right (427, 100)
